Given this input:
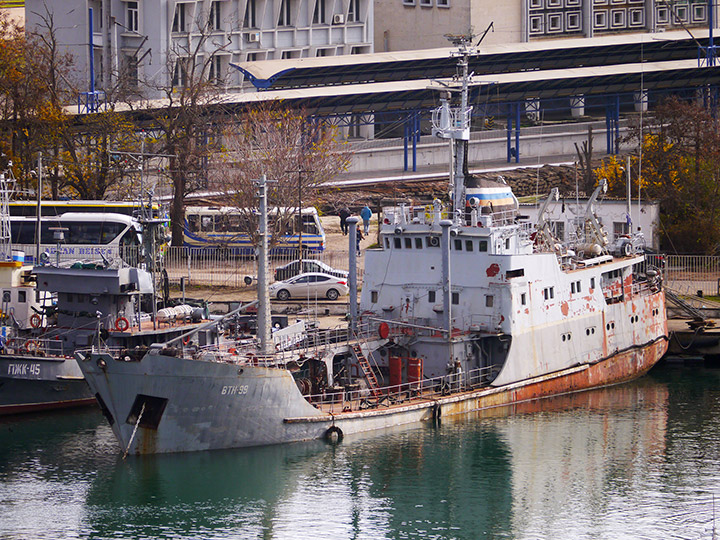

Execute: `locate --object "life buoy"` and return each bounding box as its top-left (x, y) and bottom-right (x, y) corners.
top-left (183, 336), bottom-right (191, 346)
top-left (30, 313), bottom-right (42, 328)
top-left (622, 242), bottom-right (632, 257)
top-left (114, 317), bottom-right (130, 332)
top-left (24, 339), bottom-right (39, 353)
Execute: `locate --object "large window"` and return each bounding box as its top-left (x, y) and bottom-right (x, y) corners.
top-left (172, 3), bottom-right (186, 32)
top-left (209, 55), bottom-right (222, 84)
top-left (313, 0), bottom-right (326, 24)
top-left (124, 54), bottom-right (138, 88)
top-left (348, 0), bottom-right (360, 22)
top-left (172, 58), bottom-right (187, 88)
top-left (126, 1), bottom-right (139, 32)
top-left (244, 0), bottom-right (256, 27)
top-left (209, 1), bottom-right (222, 30)
top-left (278, 0), bottom-right (292, 26)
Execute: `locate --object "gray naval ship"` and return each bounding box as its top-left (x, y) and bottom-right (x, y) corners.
top-left (0, 260), bottom-right (209, 414)
top-left (77, 38), bottom-right (668, 455)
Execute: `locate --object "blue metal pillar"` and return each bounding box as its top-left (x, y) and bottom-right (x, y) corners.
top-left (403, 111), bottom-right (421, 172)
top-left (506, 103), bottom-right (520, 163)
top-left (403, 119), bottom-right (409, 171)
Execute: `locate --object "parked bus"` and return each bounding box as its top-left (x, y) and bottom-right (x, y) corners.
top-left (8, 200), bottom-right (162, 218)
top-left (10, 213), bottom-right (143, 264)
top-left (183, 206), bottom-right (325, 253)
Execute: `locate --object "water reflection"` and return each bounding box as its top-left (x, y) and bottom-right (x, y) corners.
top-left (1, 367), bottom-right (719, 540)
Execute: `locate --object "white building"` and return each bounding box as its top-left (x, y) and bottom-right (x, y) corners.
top-left (25, 0), bottom-right (373, 99)
top-left (520, 197), bottom-right (661, 250)
top-left (375, 0), bottom-right (717, 52)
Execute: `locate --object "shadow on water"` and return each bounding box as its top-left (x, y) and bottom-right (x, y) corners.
top-left (1, 366), bottom-right (719, 540)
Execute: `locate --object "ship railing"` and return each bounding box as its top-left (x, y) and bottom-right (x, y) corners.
top-left (3, 336), bottom-right (72, 357)
top-left (490, 210), bottom-right (517, 227)
top-left (304, 364), bottom-right (502, 414)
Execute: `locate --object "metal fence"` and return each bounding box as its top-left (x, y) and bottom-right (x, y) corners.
top-left (663, 255), bottom-right (720, 296)
top-left (161, 250), bottom-right (720, 294)
top-left (162, 247), bottom-right (361, 288)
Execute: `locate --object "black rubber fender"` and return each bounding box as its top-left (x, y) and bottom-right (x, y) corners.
top-left (325, 425), bottom-right (343, 443)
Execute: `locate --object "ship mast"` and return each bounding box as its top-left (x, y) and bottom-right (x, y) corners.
top-left (432, 33), bottom-right (477, 220)
top-left (0, 167), bottom-right (16, 263)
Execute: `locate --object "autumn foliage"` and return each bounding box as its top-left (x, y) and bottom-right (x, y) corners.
top-left (595, 97), bottom-right (720, 254)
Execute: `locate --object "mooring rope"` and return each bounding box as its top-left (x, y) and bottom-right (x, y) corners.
top-left (122, 402), bottom-right (145, 460)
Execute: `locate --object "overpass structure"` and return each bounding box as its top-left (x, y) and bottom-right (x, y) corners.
top-left (130, 30), bottom-right (720, 172)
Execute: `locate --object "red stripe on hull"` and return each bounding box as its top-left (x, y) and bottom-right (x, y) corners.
top-left (0, 398), bottom-right (97, 416)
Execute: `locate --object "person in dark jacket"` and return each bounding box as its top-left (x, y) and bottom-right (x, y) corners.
top-left (338, 206), bottom-right (351, 235)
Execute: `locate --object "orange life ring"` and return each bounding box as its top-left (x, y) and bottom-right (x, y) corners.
top-left (115, 317), bottom-right (130, 332)
top-left (30, 314), bottom-right (42, 328)
top-left (24, 339), bottom-right (39, 353)
top-left (183, 336), bottom-right (191, 346)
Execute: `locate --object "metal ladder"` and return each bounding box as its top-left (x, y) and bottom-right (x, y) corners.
top-left (350, 343), bottom-right (382, 398)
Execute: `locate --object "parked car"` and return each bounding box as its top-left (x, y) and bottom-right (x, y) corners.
top-left (273, 259), bottom-right (348, 282)
top-left (269, 272), bottom-right (349, 301)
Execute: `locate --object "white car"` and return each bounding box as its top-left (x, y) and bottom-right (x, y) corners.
top-left (269, 272), bottom-right (350, 301)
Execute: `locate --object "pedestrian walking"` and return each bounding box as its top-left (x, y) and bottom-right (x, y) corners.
top-left (360, 205), bottom-right (372, 235)
top-left (338, 205), bottom-right (351, 235)
top-left (356, 225), bottom-right (364, 256)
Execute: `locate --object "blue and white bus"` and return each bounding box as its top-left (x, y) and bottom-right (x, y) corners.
top-left (183, 206), bottom-right (325, 253)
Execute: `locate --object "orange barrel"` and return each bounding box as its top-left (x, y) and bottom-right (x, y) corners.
top-left (407, 357), bottom-right (423, 384)
top-left (389, 356), bottom-right (403, 388)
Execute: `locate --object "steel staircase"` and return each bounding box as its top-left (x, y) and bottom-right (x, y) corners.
top-left (350, 343), bottom-right (382, 398)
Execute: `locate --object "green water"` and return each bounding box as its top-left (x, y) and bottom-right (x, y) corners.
top-left (1, 364), bottom-right (719, 540)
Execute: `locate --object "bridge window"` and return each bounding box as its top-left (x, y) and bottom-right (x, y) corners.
top-left (371, 291), bottom-right (378, 303)
top-left (506, 269), bottom-right (524, 279)
top-left (453, 239), bottom-right (462, 251)
top-left (404, 237), bottom-right (412, 249)
top-left (452, 292), bottom-right (459, 305)
top-left (485, 295), bottom-right (494, 308)
top-left (415, 237), bottom-right (423, 249)
top-left (479, 240), bottom-right (488, 252)
top-left (465, 240), bottom-right (473, 252)
top-left (428, 290), bottom-right (436, 303)
top-left (436, 0), bottom-right (449, 7)
top-left (394, 237), bottom-right (401, 249)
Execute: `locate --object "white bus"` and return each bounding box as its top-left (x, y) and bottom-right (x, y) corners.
top-left (9, 213), bottom-right (143, 264)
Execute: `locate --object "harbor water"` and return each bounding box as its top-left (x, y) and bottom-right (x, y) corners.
top-left (1, 363), bottom-right (718, 540)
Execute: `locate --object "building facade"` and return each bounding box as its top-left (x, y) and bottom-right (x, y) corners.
top-left (25, 0), bottom-right (373, 98)
top-left (375, 0), bottom-right (716, 52)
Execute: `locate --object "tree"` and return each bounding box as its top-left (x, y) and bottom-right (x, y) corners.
top-left (616, 96), bottom-right (720, 253)
top-left (137, 8), bottom-right (232, 246)
top-left (212, 102), bottom-right (352, 248)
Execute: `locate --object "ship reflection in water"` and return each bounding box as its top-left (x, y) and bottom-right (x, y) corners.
top-left (1, 366), bottom-right (718, 540)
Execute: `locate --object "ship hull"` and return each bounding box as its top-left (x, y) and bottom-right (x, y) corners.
top-left (0, 356), bottom-right (94, 415)
top-left (78, 336), bottom-right (667, 455)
